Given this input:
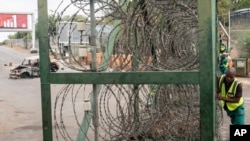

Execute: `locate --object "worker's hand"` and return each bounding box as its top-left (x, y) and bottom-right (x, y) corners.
top-left (216, 94), bottom-right (224, 100)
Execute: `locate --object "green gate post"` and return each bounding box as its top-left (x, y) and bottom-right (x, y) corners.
top-left (198, 0), bottom-right (217, 140)
top-left (37, 0), bottom-right (53, 141)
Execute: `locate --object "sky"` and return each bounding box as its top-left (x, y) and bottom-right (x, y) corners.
top-left (0, 0), bottom-right (78, 42)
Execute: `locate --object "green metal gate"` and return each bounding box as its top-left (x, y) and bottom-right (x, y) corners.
top-left (37, 0), bottom-right (217, 140)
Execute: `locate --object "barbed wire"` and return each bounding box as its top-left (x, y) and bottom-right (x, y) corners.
top-left (54, 84), bottom-right (202, 141)
top-left (48, 0), bottom-right (199, 72)
top-left (50, 0), bottom-right (223, 140)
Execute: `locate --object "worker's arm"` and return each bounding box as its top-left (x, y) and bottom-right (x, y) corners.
top-left (216, 95), bottom-right (241, 103)
top-left (216, 83), bottom-right (242, 103)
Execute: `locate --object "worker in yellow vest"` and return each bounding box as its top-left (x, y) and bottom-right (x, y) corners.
top-left (220, 43), bottom-right (227, 54)
top-left (216, 67), bottom-right (245, 125)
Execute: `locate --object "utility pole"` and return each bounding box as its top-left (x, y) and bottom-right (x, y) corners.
top-left (31, 12), bottom-right (36, 50)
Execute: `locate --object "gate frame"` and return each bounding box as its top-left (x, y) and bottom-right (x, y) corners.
top-left (37, 0), bottom-right (217, 141)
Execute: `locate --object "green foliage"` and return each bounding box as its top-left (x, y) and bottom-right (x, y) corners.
top-left (218, 0), bottom-right (232, 23)
top-left (7, 32), bottom-right (31, 40)
top-left (238, 32), bottom-right (250, 45)
top-left (61, 14), bottom-right (88, 22)
top-left (0, 40), bottom-right (6, 45)
top-left (218, 0), bottom-right (250, 24)
top-left (232, 0), bottom-right (250, 10)
top-left (218, 0), bottom-right (232, 14)
top-left (8, 34), bottom-right (16, 39)
top-left (238, 32), bottom-right (250, 58)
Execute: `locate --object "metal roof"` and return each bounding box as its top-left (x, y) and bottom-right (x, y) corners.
top-left (231, 8), bottom-right (250, 16)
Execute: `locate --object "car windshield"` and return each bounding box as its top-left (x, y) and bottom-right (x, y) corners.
top-left (21, 58), bottom-right (39, 66)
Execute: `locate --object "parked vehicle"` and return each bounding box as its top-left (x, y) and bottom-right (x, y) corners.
top-left (9, 55), bottom-right (59, 79)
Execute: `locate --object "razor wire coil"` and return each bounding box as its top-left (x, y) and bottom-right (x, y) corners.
top-left (51, 0), bottom-right (223, 140)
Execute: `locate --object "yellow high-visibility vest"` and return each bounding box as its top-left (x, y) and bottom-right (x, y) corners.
top-left (219, 75), bottom-right (243, 111)
top-left (220, 44), bottom-right (226, 53)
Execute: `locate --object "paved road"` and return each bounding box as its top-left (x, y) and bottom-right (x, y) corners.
top-left (0, 45), bottom-right (96, 141)
top-left (0, 46), bottom-right (43, 141)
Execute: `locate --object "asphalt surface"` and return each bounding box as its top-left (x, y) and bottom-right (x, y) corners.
top-left (0, 45), bottom-right (250, 141)
top-left (0, 45), bottom-right (96, 141)
top-left (0, 46), bottom-right (43, 141)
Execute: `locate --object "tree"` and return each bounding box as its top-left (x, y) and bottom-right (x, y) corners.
top-left (8, 34), bottom-right (16, 39)
top-left (217, 0), bottom-right (250, 25)
top-left (61, 14), bottom-right (88, 22)
top-left (7, 32), bottom-right (31, 40)
top-left (232, 0), bottom-right (250, 10)
top-left (217, 0), bottom-right (232, 25)
top-left (221, 0), bottom-right (250, 58)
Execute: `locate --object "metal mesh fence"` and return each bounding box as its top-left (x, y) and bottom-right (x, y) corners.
top-left (230, 8), bottom-right (250, 58)
top-left (47, 0), bottom-right (220, 140)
